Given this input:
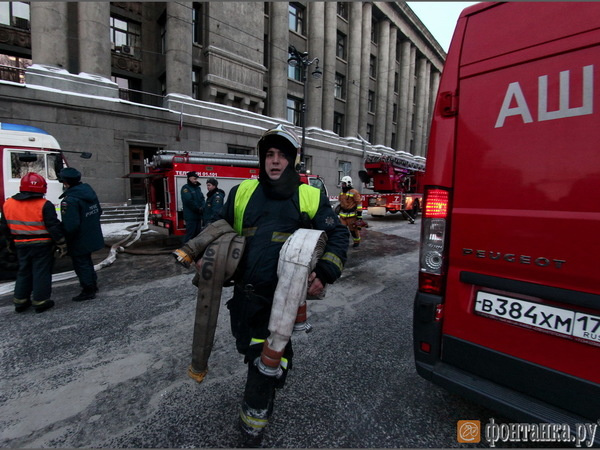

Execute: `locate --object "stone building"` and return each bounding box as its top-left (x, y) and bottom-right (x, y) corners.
top-left (0, 1), bottom-right (444, 204)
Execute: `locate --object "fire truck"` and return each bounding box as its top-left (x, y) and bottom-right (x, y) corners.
top-left (358, 152), bottom-right (425, 223)
top-left (142, 150), bottom-right (328, 236)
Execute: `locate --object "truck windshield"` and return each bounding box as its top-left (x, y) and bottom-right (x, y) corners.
top-left (10, 151), bottom-right (61, 180)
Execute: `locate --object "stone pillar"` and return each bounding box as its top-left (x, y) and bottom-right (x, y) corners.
top-left (358, 3), bottom-right (372, 139)
top-left (397, 40), bottom-right (411, 151)
top-left (413, 57), bottom-right (428, 157)
top-left (346, 2), bottom-right (362, 138)
top-left (385, 26), bottom-right (397, 147)
top-left (307, 2), bottom-right (324, 129)
top-left (166, 2), bottom-right (193, 96)
top-left (78, 2), bottom-right (111, 77)
top-left (322, 2), bottom-right (337, 132)
top-left (405, 45), bottom-right (417, 151)
top-left (30, 2), bottom-right (69, 68)
top-left (269, 2), bottom-right (289, 120)
top-left (374, 19), bottom-right (390, 145)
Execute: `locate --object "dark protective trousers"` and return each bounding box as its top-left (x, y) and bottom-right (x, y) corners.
top-left (14, 243), bottom-right (55, 302)
top-left (183, 219), bottom-right (203, 244)
top-left (71, 253), bottom-right (98, 289)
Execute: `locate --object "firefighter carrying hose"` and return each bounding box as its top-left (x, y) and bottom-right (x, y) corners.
top-left (212, 124), bottom-right (348, 446)
top-left (0, 173), bottom-right (66, 313)
top-left (338, 175), bottom-right (363, 247)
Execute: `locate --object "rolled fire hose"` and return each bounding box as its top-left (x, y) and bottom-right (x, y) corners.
top-left (179, 220), bottom-right (246, 384)
top-left (256, 228), bottom-right (328, 377)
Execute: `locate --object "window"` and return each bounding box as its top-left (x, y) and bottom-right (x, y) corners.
top-left (337, 2), bottom-right (348, 20)
top-left (192, 69), bottom-right (202, 100)
top-left (334, 73), bottom-right (346, 100)
top-left (0, 2), bottom-right (30, 29)
top-left (366, 124), bottom-right (373, 143)
top-left (369, 55), bottom-right (377, 78)
top-left (338, 160), bottom-right (352, 185)
top-left (110, 16), bottom-right (141, 52)
top-left (287, 97), bottom-right (302, 126)
top-left (228, 145), bottom-right (253, 155)
top-left (394, 72), bottom-right (399, 93)
top-left (10, 151), bottom-right (61, 181)
top-left (334, 112), bottom-right (344, 136)
top-left (336, 32), bottom-right (347, 60)
top-left (393, 103), bottom-right (398, 123)
top-left (391, 133), bottom-right (396, 149)
top-left (289, 3), bottom-right (305, 35)
top-left (371, 20), bottom-right (378, 44)
top-left (193, 3), bottom-right (203, 45)
top-left (288, 50), bottom-right (302, 81)
top-left (368, 90), bottom-right (375, 113)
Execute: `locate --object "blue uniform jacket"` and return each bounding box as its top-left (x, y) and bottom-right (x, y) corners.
top-left (60, 183), bottom-right (104, 256)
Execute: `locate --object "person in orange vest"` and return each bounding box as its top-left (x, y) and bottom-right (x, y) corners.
top-left (338, 175), bottom-right (363, 248)
top-left (0, 172), bottom-right (66, 313)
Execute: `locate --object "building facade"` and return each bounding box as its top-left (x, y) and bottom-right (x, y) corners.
top-left (0, 1), bottom-right (444, 204)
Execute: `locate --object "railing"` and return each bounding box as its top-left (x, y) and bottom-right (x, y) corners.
top-left (118, 88), bottom-right (165, 108)
top-left (0, 64), bottom-right (26, 83)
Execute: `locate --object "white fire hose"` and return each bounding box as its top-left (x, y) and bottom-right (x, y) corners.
top-left (256, 228), bottom-right (328, 377)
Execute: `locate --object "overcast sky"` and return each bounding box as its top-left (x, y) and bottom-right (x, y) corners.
top-left (406, 2), bottom-right (479, 52)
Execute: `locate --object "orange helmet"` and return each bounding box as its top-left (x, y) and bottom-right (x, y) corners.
top-left (20, 172), bottom-right (47, 194)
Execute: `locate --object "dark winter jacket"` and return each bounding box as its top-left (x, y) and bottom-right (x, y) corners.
top-left (60, 183), bottom-right (104, 256)
top-left (203, 188), bottom-right (225, 225)
top-left (219, 181), bottom-right (348, 294)
top-left (181, 181), bottom-right (205, 223)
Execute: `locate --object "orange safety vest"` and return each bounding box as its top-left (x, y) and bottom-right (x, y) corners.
top-left (3, 197), bottom-right (53, 245)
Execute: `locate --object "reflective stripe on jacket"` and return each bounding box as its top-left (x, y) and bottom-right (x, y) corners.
top-left (233, 179), bottom-right (321, 235)
top-left (3, 197), bottom-right (52, 245)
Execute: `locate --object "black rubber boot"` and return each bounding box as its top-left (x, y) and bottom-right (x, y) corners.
top-left (72, 286), bottom-right (97, 302)
top-left (14, 298), bottom-right (32, 313)
top-left (34, 300), bottom-right (55, 313)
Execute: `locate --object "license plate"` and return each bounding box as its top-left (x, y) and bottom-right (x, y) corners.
top-left (474, 291), bottom-right (600, 347)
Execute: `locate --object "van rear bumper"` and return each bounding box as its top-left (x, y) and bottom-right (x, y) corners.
top-left (414, 292), bottom-right (600, 437)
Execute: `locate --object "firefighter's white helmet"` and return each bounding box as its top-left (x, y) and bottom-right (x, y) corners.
top-left (341, 176), bottom-right (353, 185)
top-left (257, 124), bottom-right (301, 169)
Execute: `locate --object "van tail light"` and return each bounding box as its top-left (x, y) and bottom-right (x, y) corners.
top-left (419, 187), bottom-right (451, 295)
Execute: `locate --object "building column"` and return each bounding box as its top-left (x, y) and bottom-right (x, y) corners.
top-left (307, 2), bottom-right (324, 129)
top-left (385, 26), bottom-right (397, 148)
top-left (30, 2), bottom-right (69, 69)
top-left (397, 40), bottom-right (411, 151)
top-left (322, 2), bottom-right (337, 132)
top-left (358, 2), bottom-right (372, 139)
top-left (269, 2), bottom-right (289, 121)
top-left (405, 45), bottom-right (417, 151)
top-left (374, 19), bottom-right (390, 145)
top-left (345, 2), bottom-right (362, 138)
top-left (166, 2), bottom-right (192, 97)
top-left (78, 2), bottom-right (111, 77)
top-left (413, 57), bottom-right (428, 157)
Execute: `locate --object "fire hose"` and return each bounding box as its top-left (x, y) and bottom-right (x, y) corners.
top-left (256, 228), bottom-right (327, 377)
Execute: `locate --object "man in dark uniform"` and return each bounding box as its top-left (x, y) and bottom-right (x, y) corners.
top-left (181, 171), bottom-right (205, 243)
top-left (0, 172), bottom-right (66, 313)
top-left (217, 124), bottom-right (349, 446)
top-left (202, 177), bottom-right (225, 227)
top-left (59, 167), bottom-right (104, 302)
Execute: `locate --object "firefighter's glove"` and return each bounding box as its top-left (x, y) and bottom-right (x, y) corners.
top-left (356, 218), bottom-right (368, 229)
top-left (6, 240), bottom-right (16, 255)
top-left (55, 239), bottom-right (68, 258)
top-left (172, 246), bottom-right (194, 268)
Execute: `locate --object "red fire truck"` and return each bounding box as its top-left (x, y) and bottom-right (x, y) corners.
top-left (358, 152), bottom-right (425, 223)
top-left (143, 150), bottom-right (328, 235)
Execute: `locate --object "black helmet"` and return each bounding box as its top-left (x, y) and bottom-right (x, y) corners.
top-left (256, 124), bottom-right (301, 169)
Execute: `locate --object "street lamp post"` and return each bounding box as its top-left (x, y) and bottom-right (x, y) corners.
top-left (288, 45), bottom-right (322, 171)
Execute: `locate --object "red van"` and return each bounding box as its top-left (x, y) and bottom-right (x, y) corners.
top-left (413, 1), bottom-right (600, 433)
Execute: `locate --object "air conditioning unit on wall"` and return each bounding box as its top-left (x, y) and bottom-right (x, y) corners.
top-left (120, 45), bottom-right (135, 56)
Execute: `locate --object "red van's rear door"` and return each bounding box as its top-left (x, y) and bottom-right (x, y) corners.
top-left (439, 2), bottom-right (600, 416)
